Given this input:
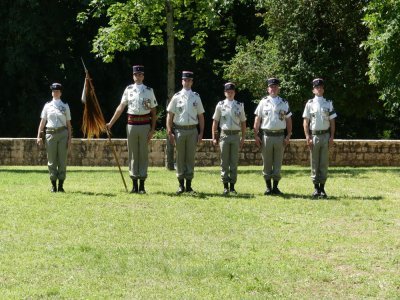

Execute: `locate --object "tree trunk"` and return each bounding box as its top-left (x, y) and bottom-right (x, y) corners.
top-left (165, 0), bottom-right (175, 170)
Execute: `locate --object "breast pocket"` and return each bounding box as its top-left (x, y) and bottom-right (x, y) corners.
top-left (322, 108), bottom-right (330, 120)
top-left (176, 101), bottom-right (185, 114)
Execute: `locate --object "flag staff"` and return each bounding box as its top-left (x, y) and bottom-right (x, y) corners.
top-left (81, 58), bottom-right (128, 192)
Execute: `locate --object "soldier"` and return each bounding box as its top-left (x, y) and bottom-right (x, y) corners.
top-left (212, 82), bottom-right (247, 195)
top-left (166, 71), bottom-right (205, 194)
top-left (303, 78), bottom-right (337, 198)
top-left (253, 78), bottom-right (292, 195)
top-left (36, 83), bottom-right (72, 192)
top-left (106, 65), bottom-right (157, 194)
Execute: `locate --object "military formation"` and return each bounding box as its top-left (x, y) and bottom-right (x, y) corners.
top-left (37, 66), bottom-right (336, 199)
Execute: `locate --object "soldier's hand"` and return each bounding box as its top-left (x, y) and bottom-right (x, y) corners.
top-left (168, 132), bottom-right (175, 145)
top-left (240, 137), bottom-right (245, 149)
top-left (212, 138), bottom-right (218, 146)
top-left (36, 137), bottom-right (43, 146)
top-left (147, 130), bottom-right (154, 143)
top-left (197, 133), bottom-right (203, 144)
top-left (306, 137), bottom-right (313, 149)
top-left (329, 137), bottom-right (334, 146)
top-left (255, 136), bottom-right (261, 147)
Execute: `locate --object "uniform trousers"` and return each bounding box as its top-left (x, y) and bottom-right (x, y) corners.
top-left (310, 132), bottom-right (330, 184)
top-left (261, 134), bottom-right (285, 181)
top-left (219, 133), bottom-right (240, 184)
top-left (127, 124), bottom-right (150, 180)
top-left (46, 129), bottom-right (68, 181)
top-left (174, 127), bottom-right (198, 180)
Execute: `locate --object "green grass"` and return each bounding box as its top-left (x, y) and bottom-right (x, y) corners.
top-left (0, 166), bottom-right (399, 299)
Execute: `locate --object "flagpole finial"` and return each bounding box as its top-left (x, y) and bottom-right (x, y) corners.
top-left (81, 57), bottom-right (88, 73)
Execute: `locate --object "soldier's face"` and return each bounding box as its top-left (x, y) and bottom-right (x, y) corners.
top-left (224, 90), bottom-right (235, 100)
top-left (267, 84), bottom-right (279, 96)
top-left (52, 90), bottom-right (62, 98)
top-left (313, 85), bottom-right (324, 96)
top-left (182, 78), bottom-right (193, 89)
top-left (133, 72), bottom-right (144, 84)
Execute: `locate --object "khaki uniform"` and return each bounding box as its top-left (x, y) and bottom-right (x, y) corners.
top-left (254, 96), bottom-right (291, 181)
top-left (212, 99), bottom-right (246, 184)
top-left (302, 96), bottom-right (337, 184)
top-left (167, 89), bottom-right (205, 180)
top-left (40, 100), bottom-right (71, 181)
top-left (121, 83), bottom-right (157, 180)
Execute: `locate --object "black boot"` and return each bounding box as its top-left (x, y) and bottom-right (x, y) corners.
top-left (51, 180), bottom-right (57, 193)
top-left (223, 182), bottom-right (229, 195)
top-left (139, 179), bottom-right (146, 194)
top-left (131, 179), bottom-right (138, 193)
top-left (186, 179), bottom-right (195, 193)
top-left (319, 183), bottom-right (328, 199)
top-left (272, 180), bottom-right (283, 195)
top-left (312, 183), bottom-right (320, 198)
top-left (230, 183), bottom-right (237, 195)
top-left (176, 179), bottom-right (185, 195)
top-left (58, 180), bottom-right (65, 192)
top-left (264, 179), bottom-right (272, 195)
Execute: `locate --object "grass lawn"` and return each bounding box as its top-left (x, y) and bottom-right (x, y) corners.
top-left (0, 165), bottom-right (399, 299)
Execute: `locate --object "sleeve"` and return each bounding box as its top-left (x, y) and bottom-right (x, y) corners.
top-left (302, 103), bottom-right (310, 119)
top-left (212, 103), bottom-right (221, 121)
top-left (40, 104), bottom-right (48, 120)
top-left (120, 87), bottom-right (128, 105)
top-left (166, 96), bottom-right (176, 113)
top-left (240, 103), bottom-right (247, 122)
top-left (329, 101), bottom-right (337, 119)
top-left (149, 88), bottom-right (157, 108)
top-left (254, 101), bottom-right (262, 117)
top-left (285, 102), bottom-right (292, 119)
top-left (196, 97), bottom-right (205, 115)
top-left (65, 104), bottom-right (71, 121)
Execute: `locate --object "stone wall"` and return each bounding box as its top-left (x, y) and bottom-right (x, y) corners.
top-left (0, 138), bottom-right (399, 167)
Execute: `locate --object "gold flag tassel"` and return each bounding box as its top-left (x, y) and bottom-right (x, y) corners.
top-left (81, 59), bottom-right (128, 192)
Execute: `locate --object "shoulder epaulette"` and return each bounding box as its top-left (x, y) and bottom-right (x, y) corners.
top-left (174, 91), bottom-right (181, 96)
top-left (281, 98), bottom-right (288, 104)
top-left (218, 100), bottom-right (224, 105)
top-left (146, 86), bottom-right (152, 90)
top-left (193, 91), bottom-right (200, 96)
top-left (127, 84), bottom-right (134, 89)
top-left (307, 99), bottom-right (313, 103)
top-left (235, 100), bottom-right (243, 106)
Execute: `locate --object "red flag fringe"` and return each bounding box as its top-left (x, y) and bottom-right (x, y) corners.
top-left (81, 74), bottom-right (106, 139)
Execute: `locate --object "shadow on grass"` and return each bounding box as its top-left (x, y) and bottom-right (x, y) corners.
top-left (277, 193), bottom-right (383, 201)
top-left (154, 191), bottom-right (256, 199)
top-left (69, 191), bottom-right (117, 197)
top-left (0, 169), bottom-right (48, 174)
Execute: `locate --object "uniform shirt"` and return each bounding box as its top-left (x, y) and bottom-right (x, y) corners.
top-left (254, 96), bottom-right (292, 130)
top-left (212, 99), bottom-right (246, 130)
top-left (302, 96), bottom-right (337, 130)
top-left (40, 99), bottom-right (71, 128)
top-left (167, 89), bottom-right (205, 125)
top-left (121, 83), bottom-right (157, 115)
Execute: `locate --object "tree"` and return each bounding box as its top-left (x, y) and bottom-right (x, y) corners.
top-left (363, 0), bottom-right (400, 113)
top-left (224, 0), bottom-right (383, 138)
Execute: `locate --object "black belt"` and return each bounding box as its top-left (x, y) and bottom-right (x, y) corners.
top-left (222, 130), bottom-right (240, 135)
top-left (262, 129), bottom-right (284, 136)
top-left (174, 124), bottom-right (197, 129)
top-left (46, 127), bottom-right (66, 134)
top-left (311, 129), bottom-right (330, 135)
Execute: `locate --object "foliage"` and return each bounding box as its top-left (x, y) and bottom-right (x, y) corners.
top-left (78, 0), bottom-right (238, 62)
top-left (1, 166), bottom-right (399, 298)
top-left (225, 0), bottom-right (378, 117)
top-left (363, 0), bottom-right (400, 113)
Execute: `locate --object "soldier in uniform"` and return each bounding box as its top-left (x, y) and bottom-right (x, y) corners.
top-left (253, 78), bottom-right (292, 195)
top-left (106, 65), bottom-right (157, 194)
top-left (36, 83), bottom-right (72, 192)
top-left (166, 71), bottom-right (205, 194)
top-left (303, 78), bottom-right (337, 198)
top-left (212, 82), bottom-right (247, 195)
